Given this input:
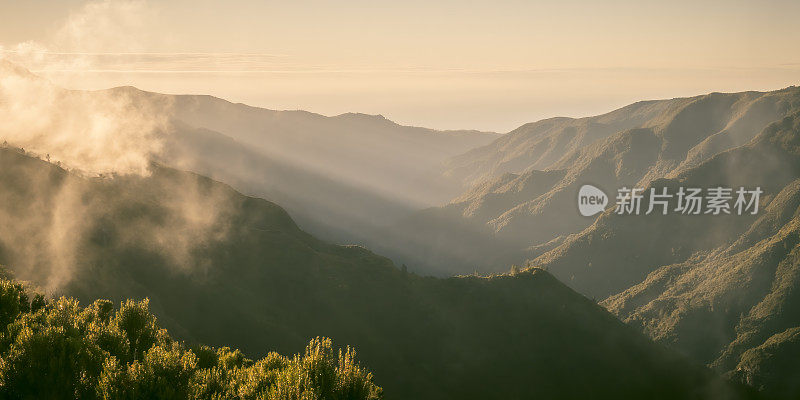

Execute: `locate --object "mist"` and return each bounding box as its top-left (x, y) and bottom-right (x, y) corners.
top-left (0, 62), bottom-right (232, 291)
top-left (0, 60), bottom-right (171, 176)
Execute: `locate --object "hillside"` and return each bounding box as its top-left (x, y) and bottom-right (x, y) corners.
top-left (398, 88), bottom-right (800, 275)
top-left (527, 113), bottom-right (800, 398)
top-left (0, 60), bottom-right (498, 277)
top-left (0, 147), bottom-right (749, 399)
top-left (106, 85), bottom-right (500, 208)
top-left (159, 120), bottom-right (420, 248)
top-left (446, 89), bottom-right (800, 187)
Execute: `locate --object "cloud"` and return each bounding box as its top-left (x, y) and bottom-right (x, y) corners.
top-left (0, 1), bottom-right (238, 291)
top-left (0, 61), bottom-right (171, 176)
top-left (0, 0), bottom-right (175, 176)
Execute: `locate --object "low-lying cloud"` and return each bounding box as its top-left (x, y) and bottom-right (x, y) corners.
top-left (0, 62), bottom-right (171, 176)
top-left (0, 0), bottom-right (172, 176)
top-left (0, 2), bottom-right (234, 291)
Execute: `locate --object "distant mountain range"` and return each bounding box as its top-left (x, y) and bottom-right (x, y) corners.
top-left (109, 85), bottom-right (499, 207)
top-left (399, 87), bottom-right (800, 275)
top-left (0, 59), bottom-right (501, 275)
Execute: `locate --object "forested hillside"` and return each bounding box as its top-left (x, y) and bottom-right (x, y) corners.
top-left (529, 113), bottom-right (800, 398)
top-left (0, 147), bottom-right (748, 399)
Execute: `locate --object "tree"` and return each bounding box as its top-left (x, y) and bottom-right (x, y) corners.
top-left (0, 277), bottom-right (384, 399)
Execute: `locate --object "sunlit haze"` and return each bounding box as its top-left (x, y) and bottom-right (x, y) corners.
top-left (2, 0), bottom-right (800, 131)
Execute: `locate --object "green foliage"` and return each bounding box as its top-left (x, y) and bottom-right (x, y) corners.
top-left (0, 278), bottom-right (382, 400)
top-left (265, 338), bottom-right (381, 400)
top-left (111, 299), bottom-right (167, 363)
top-left (186, 338), bottom-right (382, 400)
top-left (0, 280), bottom-right (30, 330)
top-left (730, 327), bottom-right (800, 399)
top-left (98, 345), bottom-right (198, 400)
top-left (0, 297), bottom-right (108, 399)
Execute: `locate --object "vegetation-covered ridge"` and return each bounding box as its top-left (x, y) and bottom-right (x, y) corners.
top-left (396, 87), bottom-right (800, 275)
top-left (0, 146), bottom-right (760, 399)
top-left (532, 111), bottom-right (800, 399)
top-left (0, 276), bottom-right (382, 399)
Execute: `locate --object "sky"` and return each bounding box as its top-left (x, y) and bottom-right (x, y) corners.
top-left (1, 0), bottom-right (800, 132)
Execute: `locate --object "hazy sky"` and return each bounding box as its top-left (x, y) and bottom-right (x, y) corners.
top-left (2, 0), bottom-right (800, 131)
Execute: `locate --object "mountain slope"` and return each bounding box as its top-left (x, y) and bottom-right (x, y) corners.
top-left (538, 112), bottom-right (800, 298)
top-left (160, 120), bottom-right (419, 247)
top-left (108, 85), bottom-right (500, 208)
top-left (444, 99), bottom-right (682, 185)
top-left (402, 88), bottom-right (800, 275)
top-left (730, 327), bottom-right (800, 399)
top-left (447, 89), bottom-right (800, 187)
top-left (479, 89), bottom-right (800, 245)
top-left (0, 147), bottom-right (749, 399)
top-left (0, 60), bottom-right (500, 278)
top-left (524, 113), bottom-right (800, 398)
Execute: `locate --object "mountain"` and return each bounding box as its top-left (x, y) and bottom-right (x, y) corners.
top-left (445, 89), bottom-right (800, 187)
top-left (444, 100), bottom-right (682, 185)
top-left (397, 87), bottom-right (800, 275)
top-left (729, 327), bottom-right (800, 399)
top-left (1, 58), bottom-right (795, 396)
top-left (0, 147), bottom-right (749, 399)
top-left (0, 60), bottom-right (500, 277)
top-left (106, 85), bottom-right (500, 208)
top-left (528, 112), bottom-right (800, 398)
top-left (159, 120), bottom-right (420, 247)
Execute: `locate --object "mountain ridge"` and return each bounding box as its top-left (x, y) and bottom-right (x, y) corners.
top-left (520, 112), bottom-right (800, 398)
top-left (396, 87), bottom-right (800, 275)
top-left (0, 146), bottom-right (753, 399)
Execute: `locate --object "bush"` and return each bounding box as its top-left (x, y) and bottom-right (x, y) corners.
top-left (0, 278), bottom-right (382, 399)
